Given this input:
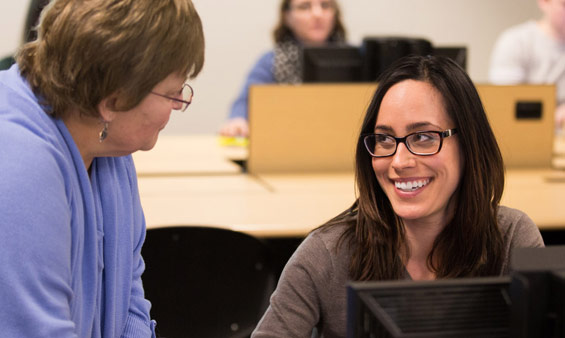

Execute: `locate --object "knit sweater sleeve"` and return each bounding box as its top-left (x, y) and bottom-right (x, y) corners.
top-left (228, 51), bottom-right (275, 120)
top-left (252, 229), bottom-right (340, 338)
top-left (498, 205), bottom-right (545, 274)
top-left (119, 156), bottom-right (156, 338)
top-left (0, 124), bottom-right (78, 337)
top-left (120, 238), bottom-right (156, 338)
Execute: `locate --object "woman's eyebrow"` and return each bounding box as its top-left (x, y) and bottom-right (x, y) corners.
top-left (374, 121), bottom-right (444, 134)
top-left (374, 125), bottom-right (393, 133)
top-left (406, 121), bottom-right (443, 132)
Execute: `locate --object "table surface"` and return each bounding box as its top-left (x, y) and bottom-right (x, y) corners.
top-left (135, 133), bottom-right (565, 237)
top-left (138, 173), bottom-right (355, 238)
top-left (138, 168), bottom-right (565, 238)
top-left (133, 134), bottom-right (246, 176)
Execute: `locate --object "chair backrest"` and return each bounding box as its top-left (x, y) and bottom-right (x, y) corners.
top-left (142, 226), bottom-right (276, 338)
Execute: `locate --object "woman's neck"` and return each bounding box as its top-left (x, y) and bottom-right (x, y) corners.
top-left (402, 194), bottom-right (457, 261)
top-left (62, 112), bottom-right (101, 171)
top-left (401, 203), bottom-right (457, 280)
top-left (403, 220), bottom-right (443, 280)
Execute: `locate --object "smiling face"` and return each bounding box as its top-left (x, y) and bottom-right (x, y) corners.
top-left (371, 79), bottom-right (463, 227)
top-left (284, 0), bottom-right (337, 46)
top-left (104, 72), bottom-right (187, 155)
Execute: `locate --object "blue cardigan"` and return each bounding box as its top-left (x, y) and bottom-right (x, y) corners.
top-left (0, 65), bottom-right (155, 337)
top-left (228, 50), bottom-right (275, 120)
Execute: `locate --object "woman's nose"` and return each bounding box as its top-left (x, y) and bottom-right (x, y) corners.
top-left (391, 142), bottom-right (416, 169)
top-left (172, 100), bottom-right (183, 111)
top-left (311, 3), bottom-right (324, 16)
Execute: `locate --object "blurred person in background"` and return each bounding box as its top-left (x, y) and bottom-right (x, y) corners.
top-left (219, 0), bottom-right (347, 138)
top-left (489, 0), bottom-right (565, 132)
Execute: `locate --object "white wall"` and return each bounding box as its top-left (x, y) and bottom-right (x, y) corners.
top-left (1, 0), bottom-right (540, 134)
top-left (0, 2), bottom-right (28, 57)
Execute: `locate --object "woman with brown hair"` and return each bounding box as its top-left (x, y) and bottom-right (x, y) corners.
top-left (0, 0), bottom-right (204, 336)
top-left (251, 55), bottom-right (543, 338)
top-left (219, 0), bottom-right (347, 137)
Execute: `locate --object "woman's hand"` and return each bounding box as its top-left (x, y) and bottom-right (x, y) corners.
top-left (219, 117), bottom-right (249, 137)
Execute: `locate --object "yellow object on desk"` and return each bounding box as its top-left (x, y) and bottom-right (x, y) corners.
top-left (218, 135), bottom-right (249, 147)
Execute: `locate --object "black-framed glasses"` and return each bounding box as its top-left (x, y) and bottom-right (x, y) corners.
top-left (150, 83), bottom-right (193, 112)
top-left (363, 128), bottom-right (458, 157)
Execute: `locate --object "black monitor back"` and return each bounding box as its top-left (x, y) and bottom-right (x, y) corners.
top-left (509, 246), bottom-right (565, 338)
top-left (347, 246), bottom-right (565, 338)
top-left (347, 277), bottom-right (511, 338)
top-left (361, 37), bottom-right (433, 82)
top-left (302, 45), bottom-right (363, 83)
top-left (433, 46), bottom-right (467, 71)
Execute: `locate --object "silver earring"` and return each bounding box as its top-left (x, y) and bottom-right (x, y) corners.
top-left (99, 121), bottom-right (109, 143)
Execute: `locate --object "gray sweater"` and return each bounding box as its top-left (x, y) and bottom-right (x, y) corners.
top-left (252, 206), bottom-right (544, 338)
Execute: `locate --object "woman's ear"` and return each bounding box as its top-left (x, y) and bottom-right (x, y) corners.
top-left (97, 93), bottom-right (120, 122)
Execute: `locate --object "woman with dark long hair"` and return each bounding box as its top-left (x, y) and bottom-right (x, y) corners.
top-left (252, 55), bottom-right (544, 338)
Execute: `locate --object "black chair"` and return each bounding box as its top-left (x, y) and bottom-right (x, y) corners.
top-left (142, 226), bottom-right (276, 338)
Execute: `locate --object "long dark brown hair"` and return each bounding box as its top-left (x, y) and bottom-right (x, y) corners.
top-left (322, 55), bottom-right (505, 281)
top-left (272, 0), bottom-right (346, 43)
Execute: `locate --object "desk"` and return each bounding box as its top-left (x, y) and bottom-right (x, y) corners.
top-left (133, 134), bottom-right (245, 176)
top-left (139, 175), bottom-right (267, 232)
top-left (139, 169), bottom-right (565, 237)
top-left (502, 169), bottom-right (565, 230)
top-left (139, 174), bottom-right (355, 238)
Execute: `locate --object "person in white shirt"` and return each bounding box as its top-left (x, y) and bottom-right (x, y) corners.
top-left (489, 0), bottom-right (565, 131)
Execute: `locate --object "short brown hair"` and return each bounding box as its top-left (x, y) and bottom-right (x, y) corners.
top-left (273, 0), bottom-right (346, 43)
top-left (17, 0), bottom-right (205, 119)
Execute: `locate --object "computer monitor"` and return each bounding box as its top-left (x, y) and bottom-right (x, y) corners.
top-left (347, 246), bottom-right (565, 338)
top-left (360, 37), bottom-right (433, 82)
top-left (302, 45), bottom-right (363, 83)
top-left (347, 277), bottom-right (512, 338)
top-left (433, 46), bottom-right (467, 71)
top-left (509, 246), bottom-right (565, 338)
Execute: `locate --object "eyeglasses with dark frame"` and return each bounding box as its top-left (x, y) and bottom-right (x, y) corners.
top-left (150, 83), bottom-right (193, 112)
top-left (363, 128), bottom-right (458, 157)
